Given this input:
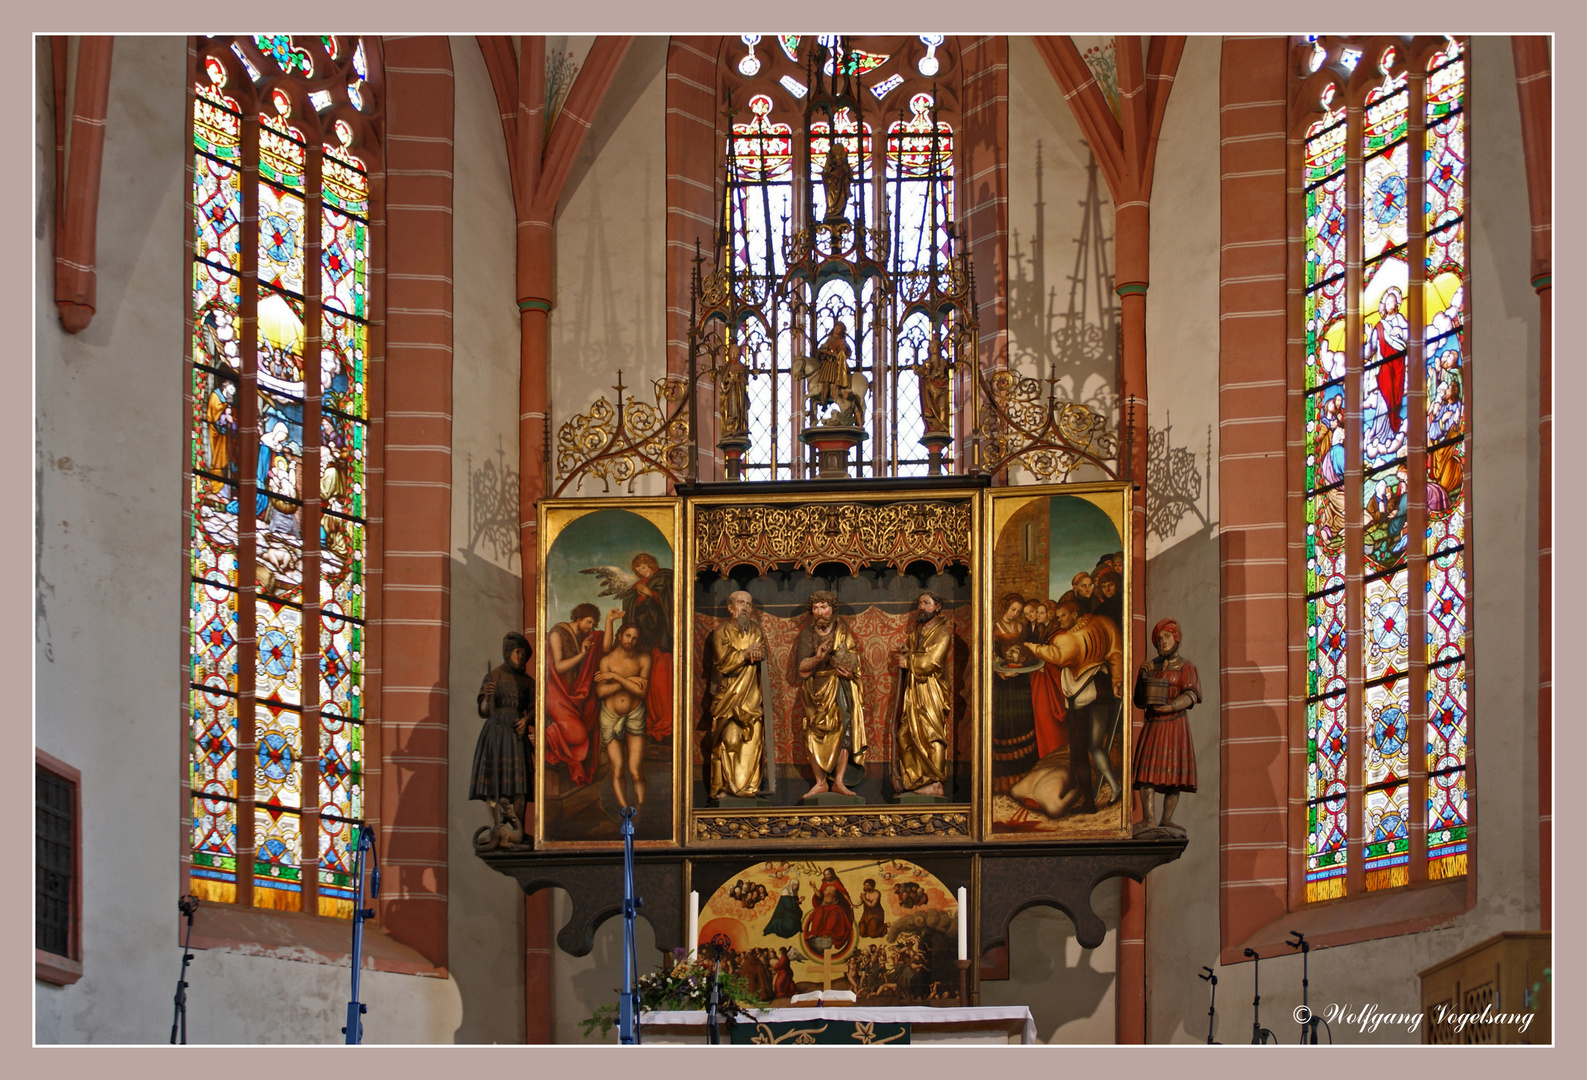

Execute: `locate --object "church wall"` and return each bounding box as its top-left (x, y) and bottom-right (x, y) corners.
top-left (1143, 34), bottom-right (1541, 1044)
top-left (547, 37), bottom-right (669, 500)
top-left (973, 37), bottom-right (1124, 1043)
top-left (445, 36), bottom-right (531, 1045)
top-left (1137, 29), bottom-right (1226, 1043)
top-left (33, 34), bottom-right (461, 1043)
top-left (1006, 36), bottom-right (1119, 431)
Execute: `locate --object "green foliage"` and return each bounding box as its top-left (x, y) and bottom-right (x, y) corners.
top-left (580, 953), bottom-right (767, 1040)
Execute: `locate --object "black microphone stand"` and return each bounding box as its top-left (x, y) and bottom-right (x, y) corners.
top-left (618, 806), bottom-right (644, 1045)
top-left (704, 933), bottom-right (731, 1045)
top-left (1289, 930), bottom-right (1319, 1044)
top-left (170, 895), bottom-right (200, 1044)
top-left (1198, 966), bottom-right (1221, 1044)
top-left (342, 824), bottom-right (380, 1045)
top-left (1244, 947), bottom-right (1274, 1044)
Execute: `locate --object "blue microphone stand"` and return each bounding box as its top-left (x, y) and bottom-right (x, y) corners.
top-left (342, 824), bottom-right (380, 1045)
top-left (618, 806), bottom-right (644, 1045)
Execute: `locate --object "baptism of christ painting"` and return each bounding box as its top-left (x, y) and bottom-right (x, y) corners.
top-left (537, 501), bottom-right (680, 846)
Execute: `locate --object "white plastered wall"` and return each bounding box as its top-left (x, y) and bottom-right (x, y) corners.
top-left (547, 37), bottom-right (669, 500)
top-left (446, 35), bottom-right (532, 1045)
top-left (1142, 34), bottom-right (1542, 1044)
top-left (33, 35), bottom-right (462, 1044)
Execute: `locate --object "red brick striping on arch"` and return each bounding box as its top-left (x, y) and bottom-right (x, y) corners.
top-left (665, 36), bottom-right (725, 478)
top-left (377, 35), bottom-right (456, 972)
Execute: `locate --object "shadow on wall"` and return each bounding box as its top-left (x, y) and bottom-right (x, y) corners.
top-left (464, 440), bottom-right (521, 571)
top-left (979, 884), bottom-right (1121, 1043)
top-left (449, 548), bottom-right (530, 1045)
top-left (559, 888), bottom-right (660, 1044)
top-left (1007, 142), bottom-right (1118, 422)
top-left (1146, 416), bottom-right (1212, 543)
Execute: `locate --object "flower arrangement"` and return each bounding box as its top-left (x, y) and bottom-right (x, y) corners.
top-left (580, 948), bottom-right (767, 1040)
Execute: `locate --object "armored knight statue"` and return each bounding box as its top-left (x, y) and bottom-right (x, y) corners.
top-left (471, 631), bottom-right (534, 850)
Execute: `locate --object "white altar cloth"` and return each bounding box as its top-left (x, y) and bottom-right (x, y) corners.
top-left (640, 1004), bottom-right (1037, 1045)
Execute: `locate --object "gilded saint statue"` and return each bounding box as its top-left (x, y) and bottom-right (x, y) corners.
top-left (797, 590), bottom-right (868, 799)
top-left (892, 591), bottom-right (952, 796)
top-left (815, 321), bottom-right (853, 403)
top-left (717, 343), bottom-right (750, 439)
top-left (708, 590), bottom-right (768, 798)
top-left (821, 138), bottom-right (853, 223)
top-left (916, 348), bottom-right (952, 435)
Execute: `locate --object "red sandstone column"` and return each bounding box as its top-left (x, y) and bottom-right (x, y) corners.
top-left (1114, 199), bottom-right (1150, 1046)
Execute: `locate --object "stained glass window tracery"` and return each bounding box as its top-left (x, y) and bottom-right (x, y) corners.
top-left (187, 35), bottom-right (377, 919)
top-left (1298, 36), bottom-right (1467, 904)
top-left (721, 37), bottom-right (958, 480)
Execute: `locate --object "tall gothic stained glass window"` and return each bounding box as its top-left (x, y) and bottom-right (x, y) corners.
top-left (187, 35), bottom-right (378, 918)
top-left (719, 35), bottom-right (960, 479)
top-left (1299, 36), bottom-right (1467, 903)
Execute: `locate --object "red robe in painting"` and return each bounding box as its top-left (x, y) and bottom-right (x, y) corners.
top-left (803, 876), bottom-right (855, 958)
top-left (543, 624), bottom-right (604, 786)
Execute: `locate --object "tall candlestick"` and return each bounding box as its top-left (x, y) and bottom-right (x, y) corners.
top-left (688, 890), bottom-right (700, 960)
top-left (957, 886), bottom-right (968, 961)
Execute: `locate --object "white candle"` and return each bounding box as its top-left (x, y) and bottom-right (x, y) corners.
top-left (957, 886), bottom-right (968, 961)
top-left (688, 890), bottom-right (700, 960)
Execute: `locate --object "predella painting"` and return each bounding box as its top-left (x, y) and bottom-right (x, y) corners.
top-left (987, 486), bottom-right (1131, 839)
top-left (538, 503), bottom-right (679, 845)
top-left (697, 858), bottom-right (962, 1006)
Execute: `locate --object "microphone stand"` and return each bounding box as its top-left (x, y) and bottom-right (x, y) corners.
top-left (1243, 948), bottom-right (1274, 1044)
top-left (342, 824), bottom-right (380, 1045)
top-left (618, 806), bottom-right (644, 1045)
top-left (1289, 930), bottom-right (1319, 1044)
top-left (705, 933), bottom-right (731, 1045)
top-left (1198, 966), bottom-right (1220, 1044)
top-left (170, 895), bottom-right (199, 1044)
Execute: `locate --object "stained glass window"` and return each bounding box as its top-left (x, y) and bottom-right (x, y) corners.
top-left (721, 37), bottom-right (958, 480)
top-left (187, 36), bottom-right (377, 919)
top-left (1299, 36), bottom-right (1467, 903)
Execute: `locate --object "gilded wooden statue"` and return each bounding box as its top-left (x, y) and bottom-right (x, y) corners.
top-left (708, 590), bottom-right (769, 799)
top-left (892, 591), bottom-right (952, 797)
top-left (796, 591), bottom-right (868, 798)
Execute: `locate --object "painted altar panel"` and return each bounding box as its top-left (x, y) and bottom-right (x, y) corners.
top-left (685, 491), bottom-right (979, 844)
top-left (983, 483), bottom-right (1132, 840)
top-left (692, 857), bottom-right (966, 1006)
top-left (535, 499), bottom-right (683, 847)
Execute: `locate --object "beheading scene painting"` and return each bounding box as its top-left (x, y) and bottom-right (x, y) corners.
top-left (537, 502), bottom-right (679, 845)
top-left (987, 485), bottom-right (1131, 839)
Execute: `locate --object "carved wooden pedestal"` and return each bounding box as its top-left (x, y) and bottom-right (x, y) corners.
top-left (479, 835), bottom-right (1186, 959)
